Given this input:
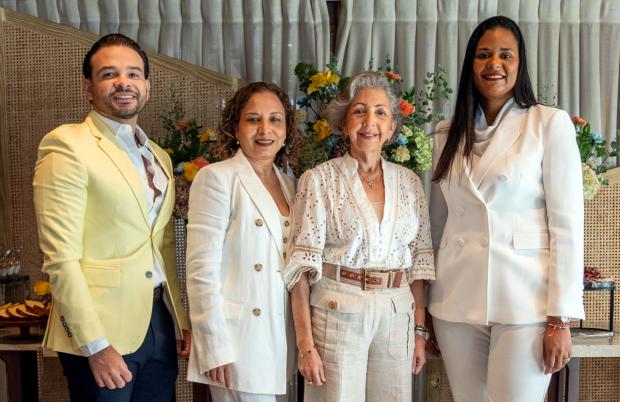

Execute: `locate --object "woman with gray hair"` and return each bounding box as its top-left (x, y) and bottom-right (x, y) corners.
top-left (284, 71), bottom-right (435, 402)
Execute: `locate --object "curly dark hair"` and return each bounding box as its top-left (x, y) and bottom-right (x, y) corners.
top-left (215, 82), bottom-right (302, 171)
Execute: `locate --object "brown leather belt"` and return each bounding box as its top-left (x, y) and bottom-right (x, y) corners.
top-left (153, 285), bottom-right (163, 302)
top-left (323, 263), bottom-right (408, 290)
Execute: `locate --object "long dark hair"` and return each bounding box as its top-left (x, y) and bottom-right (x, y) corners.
top-left (432, 16), bottom-right (537, 182)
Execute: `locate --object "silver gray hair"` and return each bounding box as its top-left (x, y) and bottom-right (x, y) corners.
top-left (323, 71), bottom-right (402, 138)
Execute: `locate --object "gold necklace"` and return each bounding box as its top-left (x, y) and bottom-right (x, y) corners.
top-left (358, 169), bottom-right (382, 189)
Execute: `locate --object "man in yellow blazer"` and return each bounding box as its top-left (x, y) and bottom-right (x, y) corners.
top-left (33, 34), bottom-right (190, 402)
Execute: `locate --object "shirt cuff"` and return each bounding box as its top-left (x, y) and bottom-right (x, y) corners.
top-left (80, 337), bottom-right (110, 356)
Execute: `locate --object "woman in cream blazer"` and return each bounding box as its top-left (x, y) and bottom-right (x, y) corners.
top-left (186, 83), bottom-right (300, 402)
top-left (428, 16), bottom-right (584, 402)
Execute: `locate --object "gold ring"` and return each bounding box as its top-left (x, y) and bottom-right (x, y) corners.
top-left (306, 379), bottom-right (313, 385)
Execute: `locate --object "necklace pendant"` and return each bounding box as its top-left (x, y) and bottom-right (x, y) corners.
top-left (367, 180), bottom-right (373, 188)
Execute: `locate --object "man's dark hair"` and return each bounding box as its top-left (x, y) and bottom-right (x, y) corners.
top-left (82, 33), bottom-right (149, 80)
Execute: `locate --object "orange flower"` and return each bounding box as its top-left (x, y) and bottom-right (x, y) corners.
top-left (192, 156), bottom-right (209, 169)
top-left (399, 99), bottom-right (414, 116)
top-left (175, 120), bottom-right (189, 130)
top-left (385, 71), bottom-right (401, 80)
top-left (572, 115), bottom-right (587, 127)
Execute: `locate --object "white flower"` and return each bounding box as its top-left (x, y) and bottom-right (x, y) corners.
top-left (402, 125), bottom-right (414, 137)
top-left (582, 162), bottom-right (600, 201)
top-left (392, 146), bottom-right (411, 162)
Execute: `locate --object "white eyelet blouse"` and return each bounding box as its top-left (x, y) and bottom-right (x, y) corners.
top-left (283, 153), bottom-right (435, 291)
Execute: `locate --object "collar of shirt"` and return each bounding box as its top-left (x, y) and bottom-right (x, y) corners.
top-left (474, 97), bottom-right (515, 131)
top-left (92, 111), bottom-right (150, 150)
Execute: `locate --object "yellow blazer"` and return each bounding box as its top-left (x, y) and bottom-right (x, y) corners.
top-left (33, 111), bottom-right (189, 355)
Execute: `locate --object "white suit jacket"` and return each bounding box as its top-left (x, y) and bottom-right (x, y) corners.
top-left (428, 104), bottom-right (585, 325)
top-left (185, 150), bottom-right (295, 394)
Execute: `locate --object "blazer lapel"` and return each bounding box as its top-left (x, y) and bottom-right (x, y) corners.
top-left (470, 107), bottom-right (526, 188)
top-left (234, 151), bottom-right (284, 255)
top-left (86, 113), bottom-right (150, 227)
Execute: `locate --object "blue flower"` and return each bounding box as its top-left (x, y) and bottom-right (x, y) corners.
top-left (591, 132), bottom-right (604, 143)
top-left (396, 133), bottom-right (409, 145)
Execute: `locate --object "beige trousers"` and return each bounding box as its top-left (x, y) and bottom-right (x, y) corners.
top-left (304, 278), bottom-right (415, 402)
top-left (433, 317), bottom-right (551, 402)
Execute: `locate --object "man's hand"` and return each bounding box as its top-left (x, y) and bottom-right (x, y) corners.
top-left (88, 346), bottom-right (132, 389)
top-left (177, 329), bottom-right (191, 359)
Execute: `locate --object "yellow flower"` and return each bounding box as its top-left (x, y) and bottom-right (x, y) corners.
top-left (164, 148), bottom-right (174, 155)
top-left (33, 280), bottom-right (50, 296)
top-left (312, 119), bottom-right (331, 141)
top-left (392, 146), bottom-right (411, 163)
top-left (200, 127), bottom-right (215, 143)
top-left (308, 70), bottom-right (340, 94)
top-left (183, 162), bottom-right (200, 182)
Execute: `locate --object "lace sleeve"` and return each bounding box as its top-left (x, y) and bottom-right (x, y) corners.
top-left (283, 169), bottom-right (327, 291)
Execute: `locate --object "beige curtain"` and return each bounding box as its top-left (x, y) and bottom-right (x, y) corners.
top-left (0, 0), bottom-right (330, 97)
top-left (334, 0), bottom-right (620, 155)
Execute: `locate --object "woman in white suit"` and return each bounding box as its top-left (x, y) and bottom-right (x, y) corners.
top-left (429, 16), bottom-right (584, 402)
top-left (186, 82), bottom-right (301, 401)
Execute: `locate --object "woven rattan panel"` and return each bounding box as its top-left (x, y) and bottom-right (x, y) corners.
top-left (2, 15), bottom-right (235, 402)
top-left (580, 177), bottom-right (620, 402)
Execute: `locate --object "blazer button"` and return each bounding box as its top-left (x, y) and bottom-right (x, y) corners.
top-left (284, 220), bottom-right (290, 227)
top-left (456, 238), bottom-right (465, 247)
top-left (255, 218), bottom-right (264, 227)
top-left (498, 174), bottom-right (508, 182)
top-left (328, 300), bottom-right (338, 310)
top-left (254, 263), bottom-right (263, 272)
top-left (145, 271), bottom-right (153, 279)
top-left (283, 237), bottom-right (288, 244)
top-left (480, 237), bottom-right (489, 248)
top-left (252, 308), bottom-right (261, 316)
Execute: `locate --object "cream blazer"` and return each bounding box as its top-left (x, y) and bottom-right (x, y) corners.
top-left (186, 151), bottom-right (295, 395)
top-left (428, 104), bottom-right (585, 325)
top-left (33, 112), bottom-right (189, 355)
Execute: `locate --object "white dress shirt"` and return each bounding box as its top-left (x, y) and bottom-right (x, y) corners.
top-left (81, 111), bottom-right (169, 356)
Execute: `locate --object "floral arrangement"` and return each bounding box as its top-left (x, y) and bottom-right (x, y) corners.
top-left (573, 115), bottom-right (618, 200)
top-left (158, 96), bottom-right (218, 218)
top-left (290, 58), bottom-right (452, 177)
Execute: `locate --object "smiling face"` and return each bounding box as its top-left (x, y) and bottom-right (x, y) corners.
top-left (473, 27), bottom-right (519, 110)
top-left (235, 91), bottom-right (287, 164)
top-left (83, 45), bottom-right (150, 126)
top-left (344, 87), bottom-right (396, 156)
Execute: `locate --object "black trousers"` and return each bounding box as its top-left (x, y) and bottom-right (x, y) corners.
top-left (58, 297), bottom-right (178, 402)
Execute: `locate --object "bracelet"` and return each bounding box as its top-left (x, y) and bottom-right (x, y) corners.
top-left (414, 324), bottom-right (429, 333)
top-left (547, 321), bottom-right (571, 329)
top-left (546, 321), bottom-right (570, 337)
top-left (414, 329), bottom-right (430, 341)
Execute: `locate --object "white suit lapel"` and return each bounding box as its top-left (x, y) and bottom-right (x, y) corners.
top-left (234, 151), bottom-right (285, 256)
top-left (470, 107), bottom-right (526, 188)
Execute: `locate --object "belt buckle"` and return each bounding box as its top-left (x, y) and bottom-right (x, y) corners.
top-left (361, 269), bottom-right (367, 291)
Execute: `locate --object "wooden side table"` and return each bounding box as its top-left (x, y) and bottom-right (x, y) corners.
top-left (0, 327), bottom-right (43, 402)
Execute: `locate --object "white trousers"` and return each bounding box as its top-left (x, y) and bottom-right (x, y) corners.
top-left (305, 278), bottom-right (416, 402)
top-left (209, 386), bottom-right (287, 402)
top-left (433, 317), bottom-right (551, 402)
